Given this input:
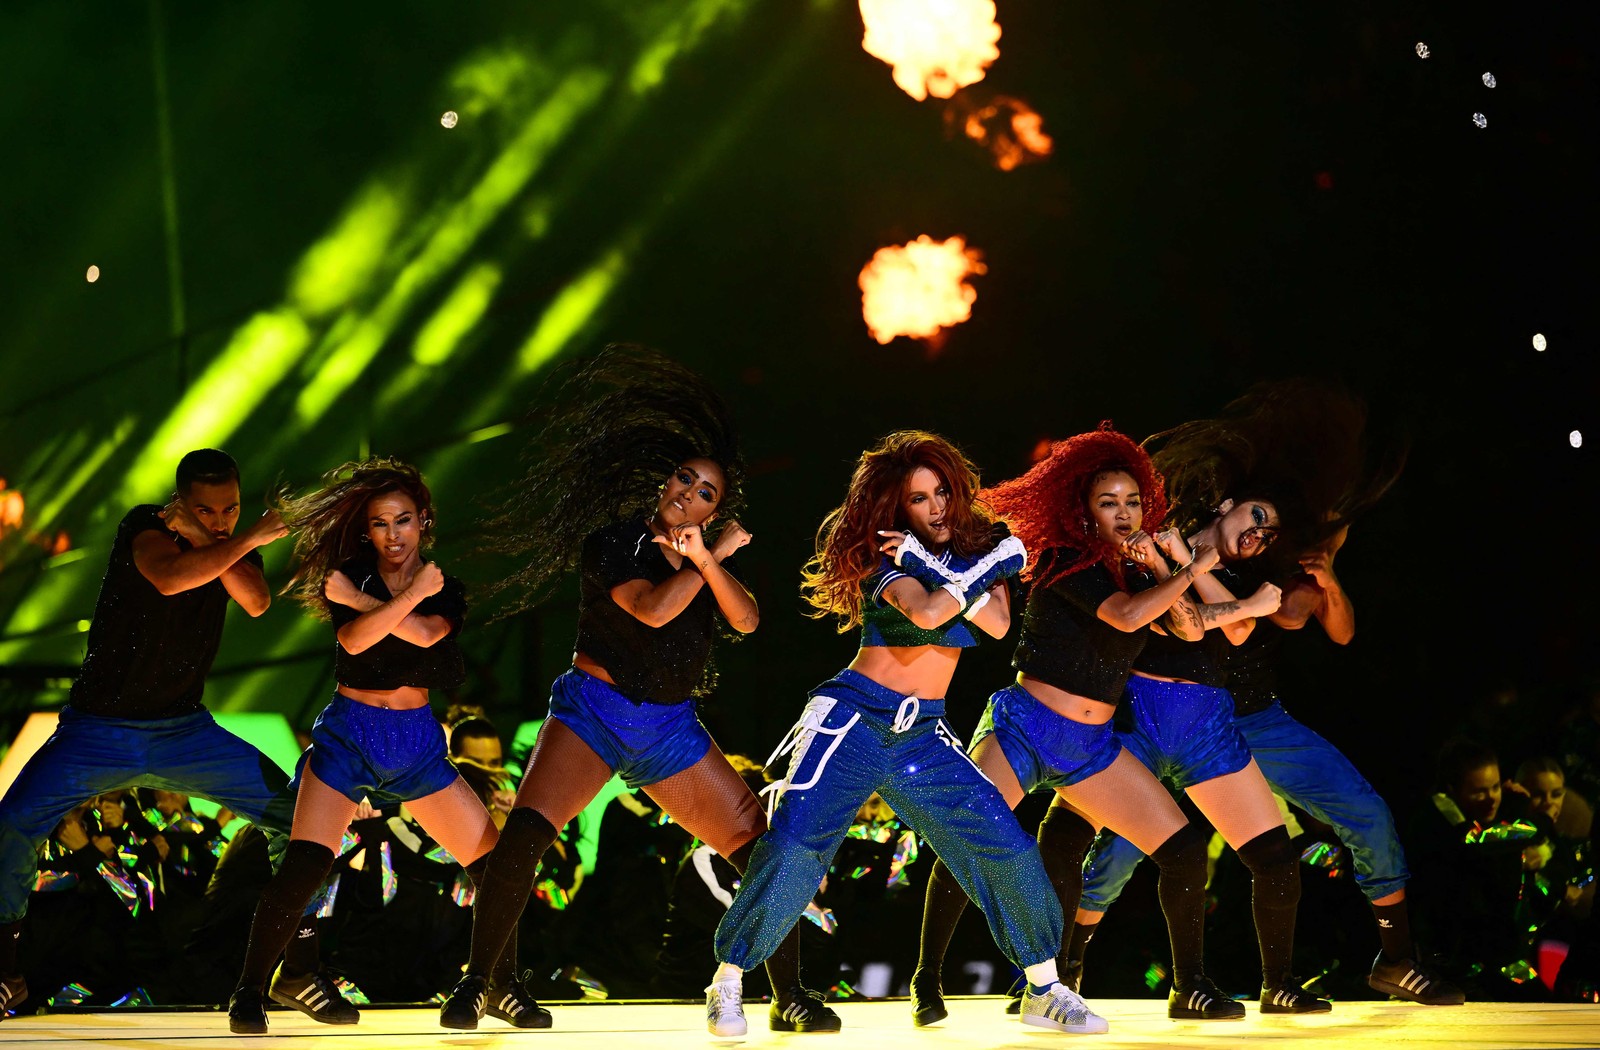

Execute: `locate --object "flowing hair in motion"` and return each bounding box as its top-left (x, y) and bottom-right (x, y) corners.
top-left (982, 423), bottom-right (1166, 591)
top-left (274, 458), bottom-right (435, 618)
top-left (480, 344), bottom-right (745, 617)
top-left (802, 431), bottom-right (996, 632)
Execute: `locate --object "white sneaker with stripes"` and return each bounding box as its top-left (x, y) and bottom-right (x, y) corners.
top-left (705, 976), bottom-right (747, 1038)
top-left (1020, 982), bottom-right (1110, 1034)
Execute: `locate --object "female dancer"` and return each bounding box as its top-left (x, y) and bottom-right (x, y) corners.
top-left (911, 426), bottom-right (1279, 1024)
top-left (440, 346), bottom-right (833, 1032)
top-left (228, 459), bottom-right (531, 1033)
top-left (708, 431), bottom-right (1107, 1037)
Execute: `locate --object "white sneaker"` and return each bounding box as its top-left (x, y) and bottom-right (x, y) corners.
top-left (1021, 981), bottom-right (1110, 1035)
top-left (705, 977), bottom-right (747, 1038)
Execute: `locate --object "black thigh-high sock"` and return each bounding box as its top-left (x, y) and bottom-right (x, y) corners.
top-left (1236, 827), bottom-right (1301, 989)
top-left (916, 857), bottom-right (969, 976)
top-left (238, 841), bottom-right (336, 992)
top-left (1037, 807), bottom-right (1098, 972)
top-left (464, 855), bottom-right (520, 986)
top-left (281, 913), bottom-right (321, 978)
top-left (466, 807), bottom-right (557, 978)
top-left (725, 837), bottom-right (805, 997)
top-left (1149, 824), bottom-right (1208, 989)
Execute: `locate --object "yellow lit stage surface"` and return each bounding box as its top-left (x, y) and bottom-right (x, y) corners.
top-left (2, 997), bottom-right (1597, 1050)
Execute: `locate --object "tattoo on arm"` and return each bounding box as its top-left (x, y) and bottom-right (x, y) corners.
top-left (1199, 600), bottom-right (1241, 624)
top-left (1167, 595), bottom-right (1203, 634)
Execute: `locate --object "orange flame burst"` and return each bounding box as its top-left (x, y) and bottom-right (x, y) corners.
top-left (955, 95), bottom-right (1053, 170)
top-left (859, 0), bottom-right (1001, 101)
top-left (859, 235), bottom-right (987, 345)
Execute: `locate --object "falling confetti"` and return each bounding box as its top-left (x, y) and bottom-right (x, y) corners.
top-left (1482, 72), bottom-right (1497, 89)
top-left (1532, 333), bottom-right (1547, 352)
top-left (1472, 112), bottom-right (1488, 129)
top-left (859, 0), bottom-right (1001, 101)
top-left (440, 110), bottom-right (459, 129)
top-left (859, 235), bottom-right (986, 344)
top-left (1572, 431), bottom-right (1584, 449)
top-left (1415, 42), bottom-right (1430, 59)
top-left (86, 265), bottom-right (100, 283)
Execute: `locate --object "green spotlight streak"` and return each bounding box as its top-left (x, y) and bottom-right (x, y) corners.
top-left (32, 416), bottom-right (139, 536)
top-left (147, 0), bottom-right (187, 375)
top-left (630, 0), bottom-right (756, 94)
top-left (413, 263), bottom-right (503, 366)
top-left (290, 183), bottom-right (412, 321)
top-left (116, 311), bottom-right (312, 506)
top-left (292, 69), bottom-right (610, 424)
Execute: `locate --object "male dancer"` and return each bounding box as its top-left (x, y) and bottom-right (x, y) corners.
top-left (0, 449), bottom-right (346, 1021)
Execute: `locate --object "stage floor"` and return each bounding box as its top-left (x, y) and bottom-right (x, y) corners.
top-left (2, 997), bottom-right (1595, 1049)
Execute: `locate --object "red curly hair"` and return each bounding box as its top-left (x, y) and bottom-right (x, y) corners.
top-left (801, 431), bottom-right (995, 631)
top-left (982, 423), bottom-right (1167, 591)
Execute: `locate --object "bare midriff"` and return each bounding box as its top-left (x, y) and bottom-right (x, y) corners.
top-left (847, 644), bottom-right (962, 700)
top-left (1016, 673), bottom-right (1116, 725)
top-left (573, 650), bottom-right (617, 687)
top-left (337, 684), bottom-right (431, 711)
top-left (1129, 670), bottom-right (1200, 685)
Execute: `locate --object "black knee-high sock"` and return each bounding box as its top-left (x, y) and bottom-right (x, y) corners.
top-left (466, 808), bottom-right (557, 978)
top-left (465, 855), bottom-right (520, 985)
top-left (281, 913), bottom-right (321, 978)
top-left (1036, 807), bottom-right (1098, 972)
top-left (724, 837), bottom-right (804, 996)
top-left (239, 841), bottom-right (336, 992)
top-left (1370, 899), bottom-right (1414, 962)
top-left (916, 857), bottom-right (969, 975)
top-left (1, 920), bottom-right (20, 976)
top-left (1236, 827), bottom-right (1300, 989)
top-left (1149, 824), bottom-right (1208, 989)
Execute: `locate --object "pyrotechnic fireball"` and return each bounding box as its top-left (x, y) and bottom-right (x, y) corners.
top-left (860, 0), bottom-right (1001, 101)
top-left (859, 235), bottom-right (986, 345)
top-left (951, 95), bottom-right (1053, 170)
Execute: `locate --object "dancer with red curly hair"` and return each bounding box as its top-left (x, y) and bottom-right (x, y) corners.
top-left (911, 425), bottom-right (1268, 1025)
top-left (707, 431), bottom-right (1106, 1037)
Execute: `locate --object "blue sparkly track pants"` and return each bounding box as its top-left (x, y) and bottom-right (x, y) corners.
top-left (1081, 700), bottom-right (1409, 912)
top-left (0, 706), bottom-right (296, 923)
top-left (715, 669), bottom-right (1062, 971)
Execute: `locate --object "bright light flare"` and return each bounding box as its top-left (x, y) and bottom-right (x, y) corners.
top-left (1533, 333), bottom-right (1547, 352)
top-left (859, 235), bottom-right (986, 345)
top-left (86, 265), bottom-right (100, 283)
top-left (954, 95), bottom-right (1053, 170)
top-left (441, 110), bottom-right (459, 129)
top-left (860, 0), bottom-right (1000, 101)
top-left (1573, 430), bottom-right (1584, 449)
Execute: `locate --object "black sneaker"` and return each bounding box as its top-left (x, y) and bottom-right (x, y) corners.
top-left (0, 973), bottom-right (27, 1019)
top-left (910, 968), bottom-right (946, 1027)
top-left (269, 966), bottom-right (359, 1025)
top-left (439, 973), bottom-right (489, 1031)
top-left (769, 985), bottom-right (842, 1033)
top-left (1368, 954), bottom-right (1465, 1006)
top-left (228, 986), bottom-right (269, 1035)
top-left (1003, 972), bottom-right (1025, 1015)
top-left (1260, 979), bottom-right (1332, 1014)
top-left (486, 974), bottom-right (553, 1029)
top-left (1169, 975), bottom-right (1246, 1020)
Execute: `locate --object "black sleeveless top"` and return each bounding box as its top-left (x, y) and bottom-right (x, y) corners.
top-left (1011, 550), bottom-right (1154, 705)
top-left (329, 555), bottom-right (467, 690)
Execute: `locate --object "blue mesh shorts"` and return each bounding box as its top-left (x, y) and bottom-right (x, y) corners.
top-left (1120, 676), bottom-right (1252, 790)
top-left (296, 694), bottom-right (460, 804)
top-left (972, 682), bottom-right (1123, 793)
top-left (546, 667), bottom-right (713, 789)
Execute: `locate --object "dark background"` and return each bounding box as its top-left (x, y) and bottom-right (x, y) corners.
top-left (0, 0), bottom-right (1595, 996)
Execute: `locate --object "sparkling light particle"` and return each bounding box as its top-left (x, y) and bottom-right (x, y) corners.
top-left (956, 95), bottom-right (1053, 171)
top-left (85, 265), bottom-right (100, 283)
top-left (859, 0), bottom-right (1001, 101)
top-left (1482, 72), bottom-right (1497, 89)
top-left (1415, 42), bottom-right (1430, 59)
top-left (859, 234), bottom-right (986, 345)
top-left (1572, 431), bottom-right (1584, 449)
top-left (1472, 112), bottom-right (1488, 129)
top-left (440, 110), bottom-right (459, 129)
top-left (1532, 333), bottom-right (1547, 352)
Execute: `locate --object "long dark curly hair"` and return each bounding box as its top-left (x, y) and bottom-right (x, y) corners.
top-left (982, 424), bottom-right (1166, 591)
top-left (1145, 378), bottom-right (1406, 566)
top-left (480, 344), bottom-right (745, 615)
top-left (802, 431), bottom-right (995, 632)
top-left (275, 458), bottom-right (434, 618)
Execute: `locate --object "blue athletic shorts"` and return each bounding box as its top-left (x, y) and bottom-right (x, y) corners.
top-left (547, 667), bottom-right (713, 790)
top-left (972, 682), bottom-right (1122, 793)
top-left (1120, 676), bottom-right (1252, 790)
top-left (296, 694), bottom-right (460, 804)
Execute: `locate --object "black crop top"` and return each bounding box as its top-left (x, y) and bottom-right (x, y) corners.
top-left (1132, 620), bottom-right (1231, 686)
top-left (1224, 620), bottom-right (1284, 717)
top-left (574, 518), bottom-right (741, 706)
top-left (1011, 551), bottom-right (1153, 705)
top-left (330, 555), bottom-right (467, 690)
